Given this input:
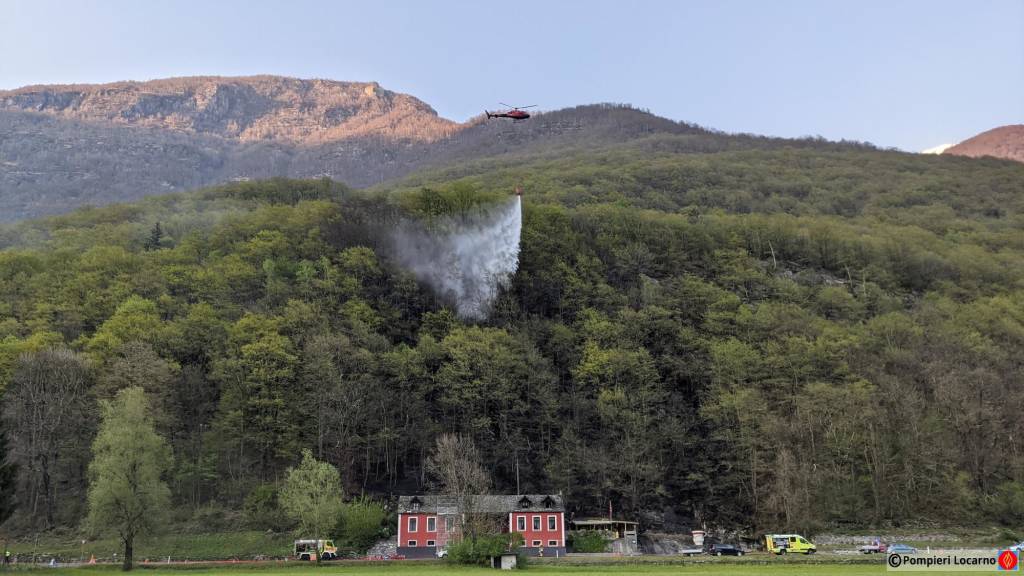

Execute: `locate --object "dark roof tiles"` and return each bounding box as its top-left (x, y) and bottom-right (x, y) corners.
top-left (397, 494), bottom-right (564, 514)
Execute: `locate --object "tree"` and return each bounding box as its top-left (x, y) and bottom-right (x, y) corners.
top-left (0, 415), bottom-right (17, 525)
top-left (212, 321), bottom-right (300, 481)
top-left (143, 222), bottom-right (163, 251)
top-left (279, 449), bottom-right (343, 561)
top-left (334, 496), bottom-right (386, 552)
top-left (97, 342), bottom-right (178, 433)
top-left (86, 387), bottom-right (172, 571)
top-left (2, 347), bottom-right (92, 529)
top-left (425, 434), bottom-right (493, 542)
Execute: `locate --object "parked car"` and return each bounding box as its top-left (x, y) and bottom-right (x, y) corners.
top-left (708, 543), bottom-right (745, 556)
top-left (1010, 541), bottom-right (1024, 552)
top-left (435, 548), bottom-right (448, 558)
top-left (679, 545), bottom-right (705, 557)
top-left (887, 543), bottom-right (918, 555)
top-left (859, 539), bottom-right (888, 554)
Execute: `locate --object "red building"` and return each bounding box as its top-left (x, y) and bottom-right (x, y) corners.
top-left (397, 494), bottom-right (566, 558)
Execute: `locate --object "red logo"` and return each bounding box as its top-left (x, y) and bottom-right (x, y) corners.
top-left (999, 550), bottom-right (1019, 571)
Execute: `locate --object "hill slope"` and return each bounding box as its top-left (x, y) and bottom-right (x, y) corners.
top-left (944, 124), bottom-right (1024, 163)
top-left (1, 142), bottom-right (1022, 533)
top-left (0, 75), bottom-right (709, 221)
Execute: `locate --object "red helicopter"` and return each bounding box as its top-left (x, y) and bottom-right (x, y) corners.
top-left (486, 103), bottom-right (536, 121)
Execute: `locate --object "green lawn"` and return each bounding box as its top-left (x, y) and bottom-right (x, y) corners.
top-left (4, 558), bottom-right (979, 576)
top-left (4, 533), bottom-right (294, 562)
top-left (5, 564), bottom-right (891, 576)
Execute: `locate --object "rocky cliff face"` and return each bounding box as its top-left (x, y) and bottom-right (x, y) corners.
top-left (944, 125), bottom-right (1024, 164)
top-left (0, 76), bottom-right (710, 222)
top-left (0, 76), bottom-right (459, 144)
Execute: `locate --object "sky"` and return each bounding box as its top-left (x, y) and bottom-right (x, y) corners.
top-left (1, 0), bottom-right (1021, 151)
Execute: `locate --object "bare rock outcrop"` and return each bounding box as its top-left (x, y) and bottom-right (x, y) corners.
top-left (0, 76), bottom-right (459, 145)
top-left (944, 125), bottom-right (1024, 164)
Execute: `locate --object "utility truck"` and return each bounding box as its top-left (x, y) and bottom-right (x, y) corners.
top-left (294, 539), bottom-right (337, 561)
top-left (764, 534), bottom-right (816, 555)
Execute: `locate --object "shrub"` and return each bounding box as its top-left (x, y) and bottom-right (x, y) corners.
top-left (447, 533), bottom-right (524, 565)
top-left (984, 482), bottom-right (1024, 527)
top-left (568, 530), bottom-right (611, 553)
top-left (333, 496), bottom-right (387, 552)
top-left (243, 483), bottom-right (287, 531)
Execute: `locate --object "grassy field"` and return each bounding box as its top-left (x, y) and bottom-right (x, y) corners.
top-left (4, 533), bottom-right (295, 562)
top-left (0, 562), bottom-right (898, 576)
top-left (2, 556), bottom-right (986, 576)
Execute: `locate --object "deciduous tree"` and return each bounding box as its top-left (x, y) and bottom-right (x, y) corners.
top-left (86, 387), bottom-right (172, 571)
top-left (279, 449), bottom-right (343, 561)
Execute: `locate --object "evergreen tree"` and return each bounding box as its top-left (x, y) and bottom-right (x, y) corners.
top-left (143, 222), bottom-right (163, 251)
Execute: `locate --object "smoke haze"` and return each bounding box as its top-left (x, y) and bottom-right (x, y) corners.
top-left (391, 197), bottom-right (522, 320)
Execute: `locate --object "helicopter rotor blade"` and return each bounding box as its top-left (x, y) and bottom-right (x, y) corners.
top-left (499, 102), bottom-right (514, 109)
top-left (519, 105), bottom-right (538, 109)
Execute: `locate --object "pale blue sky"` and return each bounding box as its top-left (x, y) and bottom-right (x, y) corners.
top-left (1, 0), bottom-right (1021, 151)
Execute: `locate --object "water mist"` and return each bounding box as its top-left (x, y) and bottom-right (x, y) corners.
top-left (390, 197), bottom-right (522, 320)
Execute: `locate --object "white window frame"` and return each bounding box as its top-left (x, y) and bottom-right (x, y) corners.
top-left (548, 540), bottom-right (558, 547)
top-left (547, 515), bottom-right (556, 531)
top-left (532, 515), bottom-right (540, 531)
top-left (532, 540), bottom-right (541, 547)
top-left (427, 517), bottom-right (436, 532)
top-left (408, 517), bottom-right (418, 532)
top-left (517, 516), bottom-right (526, 531)
top-left (445, 516), bottom-right (454, 532)
top-left (426, 540), bottom-right (436, 547)
top-left (408, 540), bottom-right (416, 547)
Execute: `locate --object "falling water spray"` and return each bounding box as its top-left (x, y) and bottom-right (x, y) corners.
top-left (390, 196), bottom-right (522, 320)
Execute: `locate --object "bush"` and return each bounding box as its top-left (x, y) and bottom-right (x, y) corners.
top-left (568, 530), bottom-right (611, 553)
top-left (984, 482), bottom-right (1024, 527)
top-left (243, 483), bottom-right (287, 531)
top-left (447, 533), bottom-right (524, 565)
top-left (333, 496), bottom-right (387, 552)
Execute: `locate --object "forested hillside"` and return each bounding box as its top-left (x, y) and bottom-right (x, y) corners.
top-left (1, 139), bottom-right (1023, 537)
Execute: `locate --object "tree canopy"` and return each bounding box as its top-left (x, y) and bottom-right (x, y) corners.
top-left (0, 140), bottom-right (1022, 534)
top-left (279, 449), bottom-right (344, 549)
top-left (86, 387), bottom-right (172, 571)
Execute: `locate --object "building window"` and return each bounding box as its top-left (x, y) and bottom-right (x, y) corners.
top-left (517, 516), bottom-right (526, 531)
top-left (408, 540), bottom-right (416, 547)
top-left (548, 515), bottom-right (556, 531)
top-left (427, 540), bottom-right (436, 547)
top-left (549, 540), bottom-right (558, 547)
top-left (408, 517), bottom-right (418, 532)
top-left (532, 540), bottom-right (541, 547)
top-left (427, 517), bottom-right (436, 532)
top-left (533, 516), bottom-right (540, 531)
top-left (445, 516), bottom-right (454, 532)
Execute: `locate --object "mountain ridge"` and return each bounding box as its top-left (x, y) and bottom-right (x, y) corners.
top-left (944, 124), bottom-right (1024, 163)
top-left (0, 75), bottom-right (459, 145)
top-left (0, 74), bottom-right (945, 223)
top-left (0, 75), bottom-right (710, 222)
